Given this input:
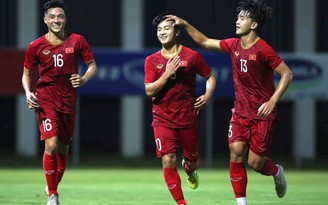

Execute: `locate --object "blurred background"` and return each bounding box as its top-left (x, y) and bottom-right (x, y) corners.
top-left (0, 0), bottom-right (327, 169)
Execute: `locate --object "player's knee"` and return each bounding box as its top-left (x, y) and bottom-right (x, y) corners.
top-left (162, 153), bottom-right (177, 167)
top-left (247, 158), bottom-right (262, 171)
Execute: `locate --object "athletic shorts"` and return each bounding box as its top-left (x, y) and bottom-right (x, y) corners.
top-left (36, 108), bottom-right (75, 145)
top-left (227, 111), bottom-right (276, 156)
top-left (153, 126), bottom-right (200, 162)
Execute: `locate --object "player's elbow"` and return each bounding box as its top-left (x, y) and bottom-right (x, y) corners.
top-left (286, 70), bottom-right (293, 83)
top-left (145, 88), bottom-right (156, 97)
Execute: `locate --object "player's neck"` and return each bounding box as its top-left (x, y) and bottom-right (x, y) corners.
top-left (46, 31), bottom-right (67, 45)
top-left (161, 44), bottom-right (182, 59)
top-left (240, 33), bottom-right (260, 49)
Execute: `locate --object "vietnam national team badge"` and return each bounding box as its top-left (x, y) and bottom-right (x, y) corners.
top-left (65, 47), bottom-right (74, 53)
top-left (179, 61), bottom-right (187, 67)
top-left (249, 54), bottom-right (256, 60)
top-left (156, 64), bottom-right (164, 69)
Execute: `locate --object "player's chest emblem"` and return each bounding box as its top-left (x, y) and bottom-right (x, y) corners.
top-left (249, 54), bottom-right (257, 60)
top-left (156, 64), bottom-right (164, 69)
top-left (42, 50), bottom-right (51, 55)
top-left (234, 51), bottom-right (240, 56)
top-left (65, 47), bottom-right (74, 53)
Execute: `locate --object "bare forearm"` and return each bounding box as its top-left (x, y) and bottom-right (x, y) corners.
top-left (204, 74), bottom-right (216, 98)
top-left (271, 70), bottom-right (293, 103)
top-left (183, 21), bottom-right (209, 47)
top-left (145, 73), bottom-right (171, 97)
top-left (82, 61), bottom-right (98, 83)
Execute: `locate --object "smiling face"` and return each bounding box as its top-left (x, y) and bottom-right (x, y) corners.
top-left (235, 10), bottom-right (258, 36)
top-left (44, 7), bottom-right (66, 34)
top-left (156, 20), bottom-right (179, 47)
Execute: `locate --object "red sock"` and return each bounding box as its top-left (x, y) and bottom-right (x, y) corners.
top-left (183, 161), bottom-right (192, 174)
top-left (163, 167), bottom-right (185, 204)
top-left (230, 161), bottom-right (247, 198)
top-left (56, 153), bottom-right (68, 185)
top-left (259, 157), bottom-right (279, 176)
top-left (43, 152), bottom-right (57, 196)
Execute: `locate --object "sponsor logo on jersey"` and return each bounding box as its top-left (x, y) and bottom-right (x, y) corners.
top-left (179, 61), bottom-right (187, 66)
top-left (249, 54), bottom-right (256, 60)
top-left (65, 47), bottom-right (74, 53)
top-left (156, 64), bottom-right (164, 69)
top-left (42, 50), bottom-right (50, 55)
top-left (234, 51), bottom-right (239, 56)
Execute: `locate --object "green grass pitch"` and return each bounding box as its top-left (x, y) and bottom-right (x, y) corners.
top-left (0, 167), bottom-right (327, 205)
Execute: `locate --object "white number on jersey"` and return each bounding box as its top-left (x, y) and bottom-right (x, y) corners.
top-left (240, 59), bottom-right (247, 72)
top-left (42, 119), bottom-right (53, 132)
top-left (52, 54), bottom-right (64, 67)
top-left (155, 138), bottom-right (162, 151)
top-left (228, 124), bottom-right (233, 138)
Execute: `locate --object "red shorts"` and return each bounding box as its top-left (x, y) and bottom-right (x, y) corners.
top-left (153, 126), bottom-right (200, 162)
top-left (36, 108), bottom-right (75, 145)
top-left (228, 112), bottom-right (276, 156)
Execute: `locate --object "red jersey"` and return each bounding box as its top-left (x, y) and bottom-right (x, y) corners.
top-left (220, 38), bottom-right (282, 120)
top-left (24, 32), bottom-right (94, 113)
top-left (144, 46), bottom-right (212, 128)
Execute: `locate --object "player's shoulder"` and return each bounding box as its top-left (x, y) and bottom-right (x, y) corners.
top-left (29, 35), bottom-right (46, 47)
top-left (221, 38), bottom-right (239, 45)
top-left (256, 38), bottom-right (277, 54)
top-left (66, 32), bottom-right (85, 40)
top-left (146, 50), bottom-right (161, 61)
top-left (257, 38), bottom-right (273, 49)
top-left (180, 45), bottom-right (198, 55)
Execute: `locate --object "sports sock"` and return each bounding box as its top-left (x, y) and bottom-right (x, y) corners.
top-left (163, 167), bottom-right (185, 204)
top-left (43, 152), bottom-right (57, 196)
top-left (183, 161), bottom-right (192, 174)
top-left (230, 161), bottom-right (247, 198)
top-left (259, 157), bottom-right (279, 176)
top-left (56, 153), bottom-right (68, 186)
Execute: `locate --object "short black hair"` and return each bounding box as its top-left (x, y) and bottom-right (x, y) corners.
top-left (152, 13), bottom-right (180, 31)
top-left (43, 0), bottom-right (66, 14)
top-left (237, 0), bottom-right (272, 31)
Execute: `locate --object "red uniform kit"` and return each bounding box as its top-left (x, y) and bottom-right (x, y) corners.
top-left (24, 32), bottom-right (94, 144)
top-left (145, 46), bottom-right (212, 160)
top-left (220, 38), bottom-right (283, 155)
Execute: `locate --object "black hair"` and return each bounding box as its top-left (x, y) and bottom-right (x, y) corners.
top-left (43, 0), bottom-right (66, 14)
top-left (237, 0), bottom-right (272, 31)
top-left (152, 13), bottom-right (180, 31)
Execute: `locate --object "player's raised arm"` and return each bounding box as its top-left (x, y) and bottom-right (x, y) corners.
top-left (166, 15), bottom-right (222, 51)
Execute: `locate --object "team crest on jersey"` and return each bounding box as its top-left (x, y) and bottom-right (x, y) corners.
top-left (249, 54), bottom-right (257, 60)
top-left (65, 47), bottom-right (74, 53)
top-left (42, 50), bottom-right (50, 55)
top-left (156, 64), bottom-right (164, 69)
top-left (234, 51), bottom-right (240, 56)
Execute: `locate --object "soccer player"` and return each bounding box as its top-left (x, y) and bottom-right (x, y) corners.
top-left (144, 14), bottom-right (216, 205)
top-left (21, 0), bottom-right (97, 204)
top-left (166, 0), bottom-right (293, 204)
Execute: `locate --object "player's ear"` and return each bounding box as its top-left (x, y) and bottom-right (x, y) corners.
top-left (176, 29), bottom-right (180, 36)
top-left (251, 21), bottom-right (258, 30)
top-left (44, 16), bottom-right (47, 24)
